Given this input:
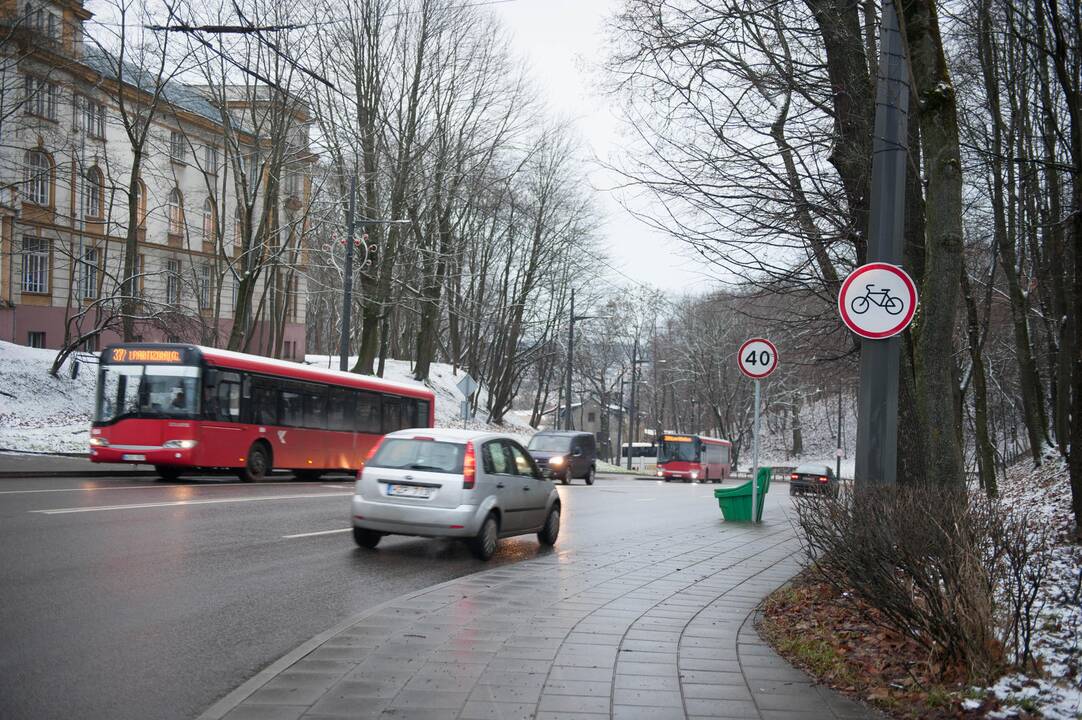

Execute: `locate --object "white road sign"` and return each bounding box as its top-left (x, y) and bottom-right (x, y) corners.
top-left (738, 338), bottom-right (778, 379)
top-left (456, 373), bottom-right (478, 398)
top-left (838, 262), bottom-right (918, 339)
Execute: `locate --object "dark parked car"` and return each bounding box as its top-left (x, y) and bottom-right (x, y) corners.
top-left (527, 431), bottom-right (597, 485)
top-left (789, 463), bottom-right (838, 496)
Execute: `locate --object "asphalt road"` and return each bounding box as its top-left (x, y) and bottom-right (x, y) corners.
top-left (0, 470), bottom-right (747, 720)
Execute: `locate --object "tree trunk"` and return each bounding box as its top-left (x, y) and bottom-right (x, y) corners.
top-left (961, 267), bottom-right (997, 496)
top-left (901, 0), bottom-right (965, 486)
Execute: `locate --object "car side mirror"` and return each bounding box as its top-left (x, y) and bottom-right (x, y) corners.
top-left (572, 448), bottom-right (583, 457)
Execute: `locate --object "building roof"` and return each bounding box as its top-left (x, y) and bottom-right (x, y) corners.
top-left (81, 46), bottom-right (228, 128)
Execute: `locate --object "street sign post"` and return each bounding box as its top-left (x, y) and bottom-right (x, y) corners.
top-left (738, 338), bottom-right (778, 523)
top-left (456, 374), bottom-right (478, 427)
top-left (838, 262), bottom-right (918, 340)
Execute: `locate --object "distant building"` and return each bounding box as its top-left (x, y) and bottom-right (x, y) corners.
top-left (0, 0), bottom-right (314, 357)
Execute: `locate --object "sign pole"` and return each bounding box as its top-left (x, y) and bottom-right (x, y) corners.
top-left (752, 379), bottom-right (761, 523)
top-left (856, 0), bottom-right (909, 486)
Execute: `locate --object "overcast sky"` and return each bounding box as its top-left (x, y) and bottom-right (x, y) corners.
top-left (488, 0), bottom-right (713, 296)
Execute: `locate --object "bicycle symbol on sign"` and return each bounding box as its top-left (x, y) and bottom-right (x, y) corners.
top-left (849, 284), bottom-right (904, 316)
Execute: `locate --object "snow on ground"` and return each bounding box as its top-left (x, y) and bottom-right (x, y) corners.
top-left (987, 454), bottom-right (1082, 720)
top-left (0, 341), bottom-right (94, 454)
top-left (736, 393), bottom-right (858, 478)
top-left (0, 343), bottom-right (533, 456)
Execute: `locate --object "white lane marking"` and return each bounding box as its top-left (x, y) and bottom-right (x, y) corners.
top-left (282, 527), bottom-right (351, 539)
top-left (321, 484), bottom-right (351, 489)
top-left (0, 482), bottom-right (299, 496)
top-left (31, 492), bottom-right (352, 515)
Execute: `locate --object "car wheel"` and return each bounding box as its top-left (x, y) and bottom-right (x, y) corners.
top-left (238, 442), bottom-right (271, 483)
top-left (155, 465), bottom-right (183, 482)
top-left (470, 514), bottom-right (499, 560)
top-left (352, 527), bottom-right (382, 549)
top-left (537, 505), bottom-right (560, 546)
top-left (585, 466), bottom-right (595, 485)
top-left (789, 486), bottom-right (797, 496)
top-left (560, 476), bottom-right (569, 485)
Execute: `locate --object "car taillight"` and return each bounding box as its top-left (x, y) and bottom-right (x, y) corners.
top-left (818, 476), bottom-right (828, 483)
top-left (790, 473), bottom-right (798, 480)
top-left (462, 441), bottom-right (476, 490)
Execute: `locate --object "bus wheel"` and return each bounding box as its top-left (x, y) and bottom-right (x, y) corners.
top-left (239, 442), bottom-right (272, 483)
top-left (155, 465), bottom-right (183, 482)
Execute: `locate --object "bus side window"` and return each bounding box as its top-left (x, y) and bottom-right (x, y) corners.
top-left (304, 387), bottom-right (327, 429)
top-left (354, 391), bottom-right (381, 433)
top-left (214, 372), bottom-right (241, 422)
top-left (281, 388), bottom-right (304, 427)
top-left (328, 388), bottom-right (350, 431)
top-left (401, 399), bottom-right (417, 429)
top-left (251, 382), bottom-right (279, 426)
top-left (382, 396), bottom-right (402, 433)
top-left (416, 400), bottom-right (430, 428)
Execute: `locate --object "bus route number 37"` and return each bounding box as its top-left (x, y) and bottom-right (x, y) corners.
top-left (738, 338), bottom-right (778, 379)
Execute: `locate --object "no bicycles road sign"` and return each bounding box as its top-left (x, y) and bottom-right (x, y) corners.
top-left (838, 262), bottom-right (918, 340)
top-left (738, 338), bottom-right (778, 379)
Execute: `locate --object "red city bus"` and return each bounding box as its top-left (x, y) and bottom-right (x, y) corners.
top-left (656, 433), bottom-right (732, 483)
top-left (90, 344), bottom-right (436, 482)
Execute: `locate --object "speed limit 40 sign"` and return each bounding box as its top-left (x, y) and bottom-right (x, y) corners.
top-left (738, 338), bottom-right (778, 379)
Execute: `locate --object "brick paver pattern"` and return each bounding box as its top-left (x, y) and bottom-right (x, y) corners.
top-left (210, 515), bottom-right (879, 720)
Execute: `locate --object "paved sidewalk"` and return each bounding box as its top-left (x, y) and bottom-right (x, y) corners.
top-left (202, 514), bottom-right (880, 720)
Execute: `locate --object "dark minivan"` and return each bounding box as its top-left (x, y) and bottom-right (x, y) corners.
top-left (527, 431), bottom-right (597, 485)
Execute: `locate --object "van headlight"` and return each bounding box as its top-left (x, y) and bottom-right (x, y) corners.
top-left (549, 455), bottom-right (565, 466)
top-left (163, 439), bottom-right (198, 449)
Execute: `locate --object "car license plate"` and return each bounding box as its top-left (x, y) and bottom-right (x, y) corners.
top-left (387, 484), bottom-right (432, 498)
top-left (122, 454), bottom-right (146, 461)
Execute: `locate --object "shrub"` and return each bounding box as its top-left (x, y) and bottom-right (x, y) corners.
top-left (794, 484), bottom-right (1052, 684)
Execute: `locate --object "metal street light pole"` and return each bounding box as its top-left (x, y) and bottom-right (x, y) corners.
top-left (563, 288), bottom-right (608, 430)
top-left (616, 377), bottom-right (629, 465)
top-left (627, 337), bottom-right (640, 470)
top-left (339, 175), bottom-right (356, 371)
top-left (337, 179), bottom-right (411, 373)
top-left (856, 0), bottom-right (909, 485)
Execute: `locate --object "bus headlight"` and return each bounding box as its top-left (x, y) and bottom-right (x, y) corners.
top-left (549, 455), bottom-right (565, 466)
top-left (690, 472), bottom-right (699, 479)
top-left (89, 437), bottom-right (109, 447)
top-left (163, 439), bottom-right (198, 449)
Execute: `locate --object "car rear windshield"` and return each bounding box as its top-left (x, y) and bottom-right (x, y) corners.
top-left (528, 435), bottom-right (571, 453)
top-left (368, 438), bottom-right (465, 474)
top-left (794, 464), bottom-right (828, 475)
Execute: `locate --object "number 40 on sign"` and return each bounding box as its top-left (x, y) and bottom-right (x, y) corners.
top-left (738, 338), bottom-right (778, 379)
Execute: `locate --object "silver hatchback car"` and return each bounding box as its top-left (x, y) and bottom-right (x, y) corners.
top-left (351, 429), bottom-right (561, 560)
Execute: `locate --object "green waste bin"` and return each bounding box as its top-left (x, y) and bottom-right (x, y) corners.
top-left (714, 467), bottom-right (771, 522)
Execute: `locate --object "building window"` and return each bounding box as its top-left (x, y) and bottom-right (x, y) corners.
top-left (170, 131), bottom-right (186, 162)
top-left (83, 98), bottom-right (106, 138)
top-left (79, 247), bottom-right (99, 299)
top-left (587, 412), bottom-right (596, 424)
top-left (284, 171), bottom-right (298, 197)
top-left (167, 188), bottom-right (184, 235)
top-left (27, 331), bottom-right (46, 348)
top-left (165, 258), bottom-right (180, 304)
top-left (83, 166), bottom-right (103, 218)
top-left (133, 253), bottom-right (145, 299)
top-left (202, 198), bottom-right (214, 242)
top-left (204, 145), bottom-right (218, 174)
top-left (81, 335), bottom-right (99, 352)
top-left (283, 340), bottom-right (295, 359)
top-left (135, 179), bottom-right (147, 228)
top-left (23, 75), bottom-right (58, 119)
top-left (234, 206), bottom-right (244, 241)
top-left (197, 263), bottom-right (212, 310)
top-left (24, 149), bottom-right (51, 205)
top-left (21, 236), bottom-right (49, 293)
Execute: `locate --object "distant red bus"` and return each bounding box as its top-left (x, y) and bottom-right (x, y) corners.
top-left (90, 344), bottom-right (435, 481)
top-left (656, 433), bottom-right (732, 483)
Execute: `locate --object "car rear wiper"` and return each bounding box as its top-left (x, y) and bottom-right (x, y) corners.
top-left (405, 463), bottom-right (449, 472)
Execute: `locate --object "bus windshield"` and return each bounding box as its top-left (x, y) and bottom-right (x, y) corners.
top-left (659, 438), bottom-right (698, 463)
top-left (96, 364), bottom-right (200, 422)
